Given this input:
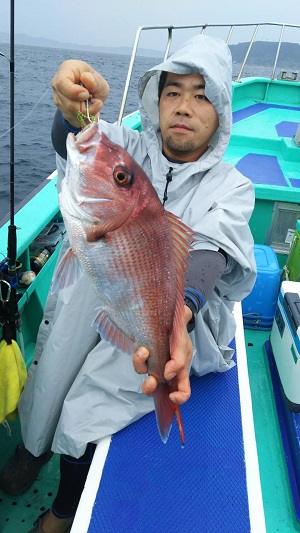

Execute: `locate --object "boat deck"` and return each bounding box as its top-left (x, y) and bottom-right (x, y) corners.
top-left (245, 328), bottom-right (300, 532)
top-left (1, 323), bottom-right (299, 531)
top-left (70, 303), bottom-right (266, 533)
top-left (0, 59), bottom-right (300, 533)
top-left (228, 103), bottom-right (300, 190)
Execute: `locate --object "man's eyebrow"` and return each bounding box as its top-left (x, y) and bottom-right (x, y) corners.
top-left (163, 80), bottom-right (205, 90)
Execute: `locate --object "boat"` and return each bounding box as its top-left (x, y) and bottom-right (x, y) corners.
top-left (1, 21), bottom-right (300, 532)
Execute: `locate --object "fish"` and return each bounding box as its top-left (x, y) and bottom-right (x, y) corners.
top-left (51, 123), bottom-right (194, 445)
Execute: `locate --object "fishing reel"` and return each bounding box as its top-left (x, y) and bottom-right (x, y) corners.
top-left (0, 258), bottom-right (22, 337)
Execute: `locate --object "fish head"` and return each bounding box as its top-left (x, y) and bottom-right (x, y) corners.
top-left (63, 124), bottom-right (151, 239)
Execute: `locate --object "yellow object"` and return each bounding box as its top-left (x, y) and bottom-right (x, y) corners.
top-left (0, 339), bottom-right (27, 423)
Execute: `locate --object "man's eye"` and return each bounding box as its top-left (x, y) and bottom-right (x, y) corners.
top-left (167, 91), bottom-right (179, 97)
top-left (196, 94), bottom-right (208, 101)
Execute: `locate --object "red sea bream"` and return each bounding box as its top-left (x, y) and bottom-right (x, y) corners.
top-left (51, 124), bottom-right (193, 444)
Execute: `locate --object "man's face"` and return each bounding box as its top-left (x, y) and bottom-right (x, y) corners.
top-left (159, 72), bottom-right (219, 162)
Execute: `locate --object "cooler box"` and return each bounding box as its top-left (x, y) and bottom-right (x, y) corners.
top-left (285, 219), bottom-right (300, 282)
top-left (242, 244), bottom-right (280, 329)
top-left (270, 281), bottom-right (300, 409)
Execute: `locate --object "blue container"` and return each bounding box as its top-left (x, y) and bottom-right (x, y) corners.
top-left (242, 244), bottom-right (280, 330)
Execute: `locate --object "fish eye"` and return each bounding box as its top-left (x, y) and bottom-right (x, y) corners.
top-left (113, 165), bottom-right (133, 186)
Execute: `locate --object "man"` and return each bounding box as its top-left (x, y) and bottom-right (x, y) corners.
top-left (1, 34), bottom-right (256, 532)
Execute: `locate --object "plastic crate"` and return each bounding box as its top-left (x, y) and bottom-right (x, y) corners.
top-left (242, 244), bottom-right (280, 330)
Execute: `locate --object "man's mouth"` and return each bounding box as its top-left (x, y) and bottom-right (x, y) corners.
top-left (170, 123), bottom-right (192, 131)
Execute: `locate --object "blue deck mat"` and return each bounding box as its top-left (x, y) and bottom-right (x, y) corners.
top-left (275, 121), bottom-right (299, 138)
top-left (88, 340), bottom-right (252, 533)
top-left (235, 153), bottom-right (287, 186)
top-left (233, 103), bottom-right (300, 124)
top-left (290, 179), bottom-right (300, 189)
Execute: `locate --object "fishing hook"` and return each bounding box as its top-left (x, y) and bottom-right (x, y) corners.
top-left (85, 94), bottom-right (93, 123)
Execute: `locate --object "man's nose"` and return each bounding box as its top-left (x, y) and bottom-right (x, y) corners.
top-left (175, 96), bottom-right (192, 115)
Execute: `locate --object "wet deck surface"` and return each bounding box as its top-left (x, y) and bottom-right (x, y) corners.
top-left (0, 423), bottom-right (60, 533)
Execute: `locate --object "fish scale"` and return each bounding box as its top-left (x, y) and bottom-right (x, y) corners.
top-left (95, 222), bottom-right (175, 355)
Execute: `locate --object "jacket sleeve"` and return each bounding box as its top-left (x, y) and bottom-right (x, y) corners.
top-left (51, 109), bottom-right (79, 160)
top-left (185, 165), bottom-right (257, 302)
top-left (184, 249), bottom-right (227, 332)
top-left (185, 249), bottom-right (227, 309)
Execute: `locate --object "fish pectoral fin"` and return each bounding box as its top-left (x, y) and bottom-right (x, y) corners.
top-left (92, 309), bottom-right (135, 354)
top-left (86, 202), bottom-right (137, 242)
top-left (50, 247), bottom-right (84, 294)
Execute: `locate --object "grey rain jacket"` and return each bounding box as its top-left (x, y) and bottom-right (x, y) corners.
top-left (19, 34), bottom-right (256, 458)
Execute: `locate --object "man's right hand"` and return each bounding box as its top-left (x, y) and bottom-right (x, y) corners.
top-left (51, 60), bottom-right (110, 128)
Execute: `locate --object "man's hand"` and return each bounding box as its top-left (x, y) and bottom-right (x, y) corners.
top-left (133, 305), bottom-right (194, 405)
top-left (51, 59), bottom-right (109, 128)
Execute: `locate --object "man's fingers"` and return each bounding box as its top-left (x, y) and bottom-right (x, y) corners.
top-left (133, 346), bottom-right (150, 374)
top-left (52, 75), bottom-right (83, 99)
top-left (169, 376), bottom-right (191, 405)
top-left (51, 60), bottom-right (110, 128)
top-left (164, 357), bottom-right (184, 381)
top-left (142, 375), bottom-right (157, 396)
top-left (169, 390), bottom-right (190, 404)
top-left (81, 71), bottom-right (109, 102)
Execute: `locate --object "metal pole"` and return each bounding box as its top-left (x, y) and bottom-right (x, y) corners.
top-left (237, 25), bottom-right (259, 82)
top-left (117, 26), bottom-right (143, 126)
top-left (271, 24), bottom-right (285, 80)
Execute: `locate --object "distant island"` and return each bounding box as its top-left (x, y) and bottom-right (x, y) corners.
top-left (229, 41), bottom-right (300, 68)
top-left (0, 32), bottom-right (299, 67)
top-left (0, 32), bottom-right (162, 58)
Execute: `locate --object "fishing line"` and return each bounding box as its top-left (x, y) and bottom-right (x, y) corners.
top-left (0, 87), bottom-right (52, 139)
top-left (0, 74), bottom-right (96, 140)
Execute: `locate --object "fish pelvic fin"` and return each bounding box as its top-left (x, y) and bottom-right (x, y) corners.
top-left (50, 247), bottom-right (84, 294)
top-left (165, 211), bottom-right (195, 354)
top-left (92, 309), bottom-right (135, 354)
top-left (154, 382), bottom-right (184, 445)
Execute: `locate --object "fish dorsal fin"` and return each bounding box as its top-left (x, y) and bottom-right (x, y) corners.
top-left (50, 247), bottom-right (84, 294)
top-left (92, 309), bottom-right (136, 354)
top-left (165, 211), bottom-right (194, 354)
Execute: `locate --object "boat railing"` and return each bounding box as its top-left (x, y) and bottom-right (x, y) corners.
top-left (117, 21), bottom-right (300, 126)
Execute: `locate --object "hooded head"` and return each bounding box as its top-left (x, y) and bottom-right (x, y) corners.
top-left (138, 34), bottom-right (232, 169)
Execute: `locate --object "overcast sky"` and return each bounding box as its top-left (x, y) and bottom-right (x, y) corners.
top-left (1, 0), bottom-right (300, 51)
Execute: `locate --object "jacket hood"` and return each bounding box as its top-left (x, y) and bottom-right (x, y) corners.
top-left (138, 34), bottom-right (232, 171)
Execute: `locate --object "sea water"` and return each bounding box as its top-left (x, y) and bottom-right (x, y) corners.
top-left (0, 42), bottom-right (291, 220)
top-left (0, 43), bottom-right (160, 220)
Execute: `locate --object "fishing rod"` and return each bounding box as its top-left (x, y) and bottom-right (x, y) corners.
top-left (1, 0), bottom-right (19, 342)
top-left (0, 1), bottom-right (28, 425)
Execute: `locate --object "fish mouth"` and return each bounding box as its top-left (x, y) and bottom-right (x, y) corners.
top-left (70, 123), bottom-right (100, 153)
top-left (67, 124), bottom-right (113, 172)
top-left (67, 125), bottom-right (119, 167)
top-left (78, 196), bottom-right (111, 205)
top-left (72, 124), bottom-right (116, 153)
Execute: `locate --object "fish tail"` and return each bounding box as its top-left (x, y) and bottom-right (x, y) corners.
top-left (174, 404), bottom-right (185, 447)
top-left (154, 383), bottom-right (184, 445)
